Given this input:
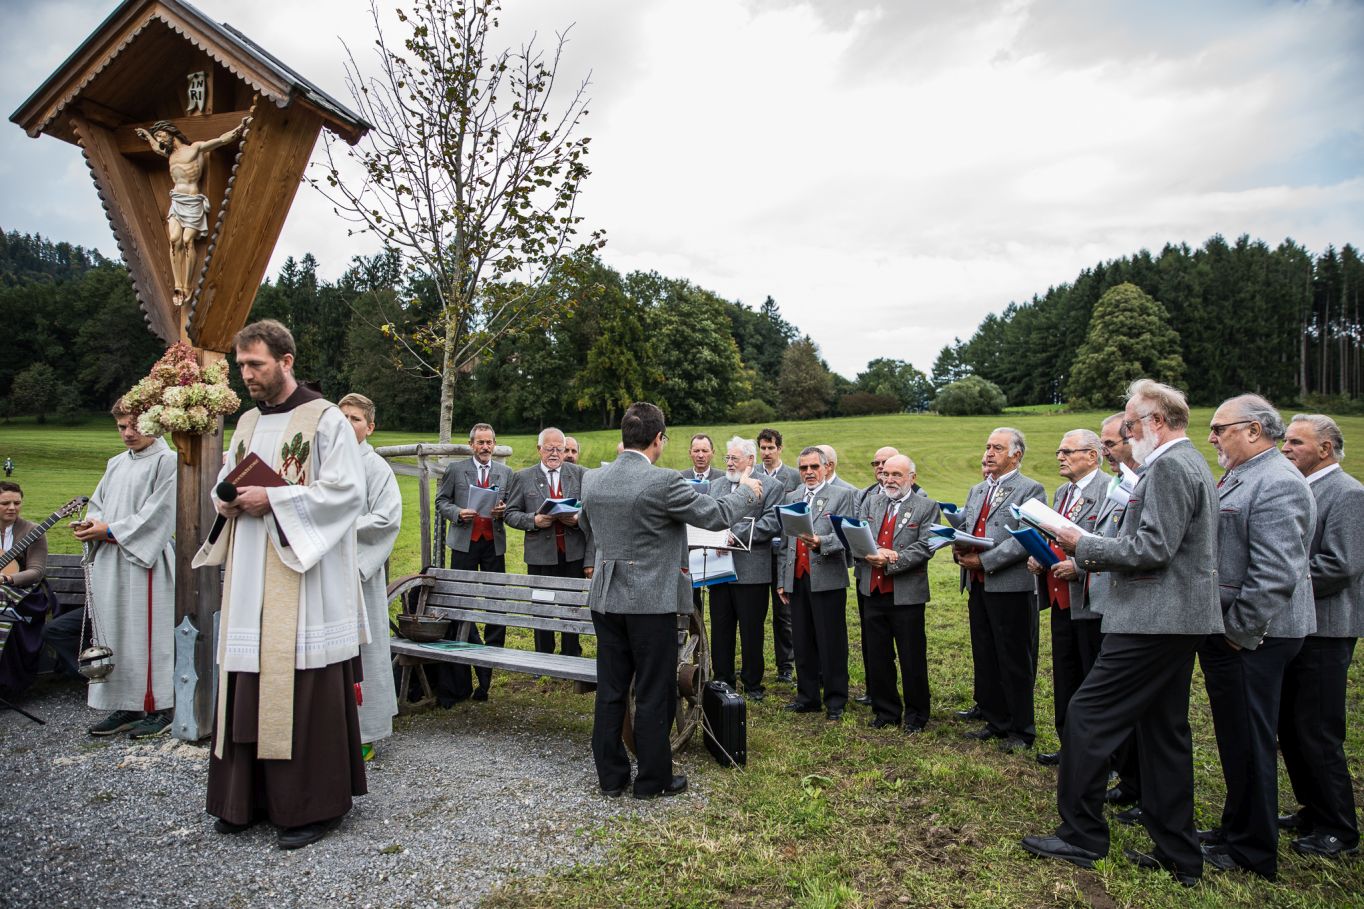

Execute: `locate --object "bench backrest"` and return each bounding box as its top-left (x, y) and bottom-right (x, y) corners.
top-left (420, 567), bottom-right (595, 638)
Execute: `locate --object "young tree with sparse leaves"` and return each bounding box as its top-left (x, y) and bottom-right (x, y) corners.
top-left (316, 0), bottom-right (603, 440)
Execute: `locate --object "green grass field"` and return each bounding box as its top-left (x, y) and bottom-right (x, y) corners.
top-left (3, 410), bottom-right (1362, 907)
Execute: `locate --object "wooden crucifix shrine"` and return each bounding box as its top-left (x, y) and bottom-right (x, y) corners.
top-left (11, 0), bottom-right (368, 740)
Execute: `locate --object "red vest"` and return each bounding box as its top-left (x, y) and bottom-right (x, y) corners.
top-left (549, 470), bottom-right (566, 554)
top-left (472, 464), bottom-right (494, 542)
top-left (1045, 487), bottom-right (1077, 609)
top-left (870, 502), bottom-right (898, 595)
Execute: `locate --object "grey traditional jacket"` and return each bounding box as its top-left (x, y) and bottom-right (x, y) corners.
top-left (503, 462), bottom-right (591, 565)
top-left (956, 470), bottom-right (1046, 593)
top-left (778, 483), bottom-right (855, 592)
top-left (1305, 466), bottom-right (1364, 638)
top-left (580, 452), bottom-right (760, 615)
top-left (856, 490), bottom-right (939, 605)
top-left (705, 473), bottom-right (786, 585)
top-left (1044, 470), bottom-right (1106, 620)
top-left (435, 457), bottom-right (513, 554)
top-left (1082, 473), bottom-right (1133, 616)
top-left (1215, 447), bottom-right (1317, 648)
top-left (678, 466), bottom-right (724, 485)
top-left (1075, 439), bottom-right (1223, 636)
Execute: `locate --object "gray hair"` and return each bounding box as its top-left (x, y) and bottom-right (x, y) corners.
top-left (726, 436), bottom-right (757, 459)
top-left (537, 426), bottom-right (565, 447)
top-left (1127, 379), bottom-right (1190, 430)
top-left (468, 422), bottom-right (495, 442)
top-left (1101, 412), bottom-right (1124, 429)
top-left (798, 445), bottom-right (828, 466)
top-left (1290, 413), bottom-right (1346, 460)
top-left (1063, 429), bottom-right (1102, 454)
top-left (817, 444), bottom-right (838, 467)
top-left (1226, 394), bottom-right (1285, 441)
top-left (904, 456), bottom-right (917, 473)
top-left (990, 427), bottom-right (1026, 458)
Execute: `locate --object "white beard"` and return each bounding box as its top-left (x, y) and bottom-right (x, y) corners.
top-left (1131, 433), bottom-right (1158, 465)
top-left (725, 469), bottom-right (741, 482)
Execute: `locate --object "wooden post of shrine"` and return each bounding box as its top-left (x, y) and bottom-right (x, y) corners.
top-left (11, 0), bottom-right (369, 740)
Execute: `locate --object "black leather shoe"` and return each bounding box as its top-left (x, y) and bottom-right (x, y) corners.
top-left (1123, 847), bottom-right (1200, 887)
top-left (783, 701), bottom-right (820, 713)
top-left (1277, 811), bottom-right (1308, 833)
top-left (999, 736), bottom-right (1032, 753)
top-left (213, 818), bottom-right (251, 835)
top-left (472, 687), bottom-right (489, 702)
top-left (869, 717), bottom-right (898, 729)
top-left (903, 722), bottom-right (926, 735)
top-left (743, 688), bottom-right (765, 702)
top-left (854, 694), bottom-right (873, 706)
top-left (633, 775), bottom-right (687, 800)
top-left (954, 705), bottom-right (982, 721)
top-left (1196, 827), bottom-right (1224, 846)
top-left (277, 816), bottom-right (341, 850)
top-left (826, 709), bottom-right (844, 721)
top-left (1292, 832), bottom-right (1360, 859)
top-left (600, 785), bottom-right (626, 798)
top-left (1104, 784), bottom-right (1138, 807)
top-left (1200, 843), bottom-right (1240, 873)
top-left (962, 725), bottom-right (997, 741)
top-left (1020, 834), bottom-right (1102, 869)
top-left (1036, 750), bottom-right (1061, 766)
top-left (1115, 805), bottom-right (1143, 826)
top-left (775, 671), bottom-right (794, 684)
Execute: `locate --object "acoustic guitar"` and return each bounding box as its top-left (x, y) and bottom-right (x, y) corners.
top-left (0, 496), bottom-right (89, 605)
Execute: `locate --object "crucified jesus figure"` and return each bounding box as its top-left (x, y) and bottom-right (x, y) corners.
top-left (133, 116), bottom-right (250, 306)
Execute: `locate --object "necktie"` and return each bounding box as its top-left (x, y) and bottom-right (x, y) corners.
top-left (479, 464), bottom-right (489, 487)
top-left (549, 469), bottom-right (565, 553)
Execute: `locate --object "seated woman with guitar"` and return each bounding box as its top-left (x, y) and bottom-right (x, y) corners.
top-left (0, 481), bottom-right (58, 696)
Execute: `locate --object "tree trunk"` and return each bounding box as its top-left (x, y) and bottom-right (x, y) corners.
top-left (438, 321), bottom-right (457, 444)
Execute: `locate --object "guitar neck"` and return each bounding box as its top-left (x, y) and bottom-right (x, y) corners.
top-left (0, 511), bottom-right (64, 571)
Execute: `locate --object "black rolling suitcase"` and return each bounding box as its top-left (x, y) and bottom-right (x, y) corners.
top-left (702, 680), bottom-right (747, 767)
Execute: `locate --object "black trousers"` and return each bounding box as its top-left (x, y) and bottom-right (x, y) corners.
top-left (39, 603), bottom-right (88, 680)
top-left (967, 583), bottom-right (1036, 742)
top-left (1279, 636), bottom-right (1359, 846)
top-left (769, 548), bottom-right (794, 674)
top-left (863, 593), bottom-right (929, 727)
top-left (855, 590), bottom-right (871, 697)
top-left (591, 611), bottom-right (677, 796)
top-left (1200, 634), bottom-right (1303, 879)
top-left (788, 576), bottom-right (849, 712)
top-left (709, 582), bottom-right (769, 694)
top-left (527, 555), bottom-right (583, 657)
top-left (1058, 633), bottom-right (1203, 872)
top-left (433, 539), bottom-right (506, 702)
top-left (1049, 606), bottom-right (1102, 738)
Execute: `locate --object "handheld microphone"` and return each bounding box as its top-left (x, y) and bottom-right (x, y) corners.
top-left (217, 481), bottom-right (237, 503)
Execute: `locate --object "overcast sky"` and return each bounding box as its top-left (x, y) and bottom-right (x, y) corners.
top-left (3, 0), bottom-right (1362, 377)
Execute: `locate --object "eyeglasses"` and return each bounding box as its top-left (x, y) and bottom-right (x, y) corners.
top-left (870, 459), bottom-right (885, 467)
top-left (541, 447), bottom-right (565, 454)
top-left (1055, 448), bottom-right (1092, 457)
top-left (798, 465), bottom-right (822, 473)
top-left (1100, 439), bottom-right (1121, 450)
top-left (1208, 420), bottom-right (1253, 437)
top-left (1120, 412), bottom-right (1156, 432)
top-left (723, 455), bottom-right (744, 463)
top-left (660, 432), bottom-right (669, 443)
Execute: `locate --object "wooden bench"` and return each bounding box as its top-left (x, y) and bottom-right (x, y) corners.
top-left (387, 567), bottom-right (597, 706)
top-left (387, 566), bottom-right (711, 753)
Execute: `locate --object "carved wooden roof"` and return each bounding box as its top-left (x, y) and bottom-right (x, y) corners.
top-left (9, 0), bottom-right (368, 144)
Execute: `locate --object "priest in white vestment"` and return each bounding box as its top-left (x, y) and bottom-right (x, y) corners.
top-left (73, 405), bottom-right (177, 738)
top-left (339, 393), bottom-right (402, 753)
top-left (199, 320), bottom-right (367, 851)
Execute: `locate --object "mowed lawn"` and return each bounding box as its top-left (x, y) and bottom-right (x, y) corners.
top-left (3, 409), bottom-right (1362, 908)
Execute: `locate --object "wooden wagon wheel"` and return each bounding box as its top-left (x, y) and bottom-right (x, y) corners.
top-left (622, 606), bottom-right (710, 756)
top-left (387, 573), bottom-right (436, 712)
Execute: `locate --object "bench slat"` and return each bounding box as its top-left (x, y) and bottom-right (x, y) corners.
top-left (427, 579), bottom-right (589, 607)
top-left (425, 606), bottom-right (594, 636)
top-left (428, 567), bottom-right (590, 593)
top-left (389, 639), bottom-right (597, 683)
top-left (424, 591), bottom-right (590, 622)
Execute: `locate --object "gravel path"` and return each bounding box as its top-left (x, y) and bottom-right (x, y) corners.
top-left (1, 678), bottom-right (695, 908)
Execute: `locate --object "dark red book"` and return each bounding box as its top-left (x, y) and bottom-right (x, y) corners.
top-left (225, 451), bottom-right (287, 489)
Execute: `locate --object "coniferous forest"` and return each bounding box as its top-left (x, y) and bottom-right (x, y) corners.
top-left (2, 229), bottom-right (1360, 432)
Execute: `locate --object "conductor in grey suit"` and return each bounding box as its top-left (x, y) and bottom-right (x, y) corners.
top-left (1199, 395), bottom-right (1315, 881)
top-left (1023, 379), bottom-right (1222, 885)
top-left (580, 403), bottom-right (764, 799)
top-left (1278, 414), bottom-right (1363, 860)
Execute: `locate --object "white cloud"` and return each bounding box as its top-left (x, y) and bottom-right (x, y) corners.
top-left (1, 0), bottom-right (1360, 381)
